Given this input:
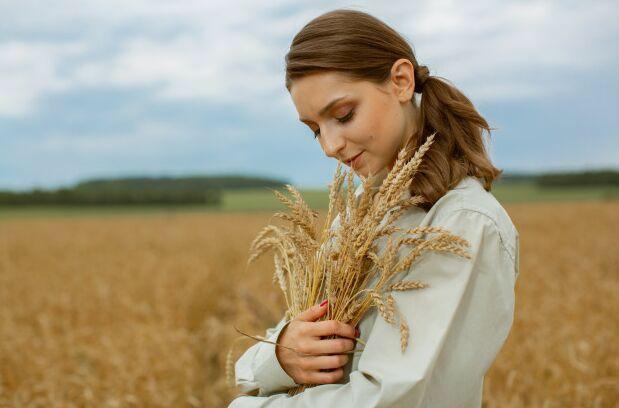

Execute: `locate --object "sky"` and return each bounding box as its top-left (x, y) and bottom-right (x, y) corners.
top-left (0, 0), bottom-right (617, 191)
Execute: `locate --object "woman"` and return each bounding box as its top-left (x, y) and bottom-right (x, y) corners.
top-left (231, 9), bottom-right (519, 407)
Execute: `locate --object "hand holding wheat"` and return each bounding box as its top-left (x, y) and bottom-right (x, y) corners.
top-left (276, 300), bottom-right (357, 385)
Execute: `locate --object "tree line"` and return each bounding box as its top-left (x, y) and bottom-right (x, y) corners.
top-left (497, 170), bottom-right (619, 187)
top-left (1, 170), bottom-right (616, 206)
top-left (0, 175), bottom-right (288, 206)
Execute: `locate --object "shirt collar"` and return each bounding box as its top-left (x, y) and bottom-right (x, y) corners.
top-left (453, 176), bottom-right (483, 190)
top-left (353, 172), bottom-right (483, 206)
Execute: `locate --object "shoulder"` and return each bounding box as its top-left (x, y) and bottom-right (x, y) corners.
top-left (424, 177), bottom-right (519, 265)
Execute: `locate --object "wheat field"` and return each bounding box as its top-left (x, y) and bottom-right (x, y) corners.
top-left (0, 201), bottom-right (617, 407)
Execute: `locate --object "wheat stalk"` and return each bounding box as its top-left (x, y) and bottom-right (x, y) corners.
top-left (240, 131), bottom-right (472, 395)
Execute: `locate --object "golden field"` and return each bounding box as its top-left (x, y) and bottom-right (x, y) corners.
top-left (0, 201), bottom-right (617, 407)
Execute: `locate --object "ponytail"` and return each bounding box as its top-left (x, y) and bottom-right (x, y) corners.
top-left (405, 65), bottom-right (501, 209)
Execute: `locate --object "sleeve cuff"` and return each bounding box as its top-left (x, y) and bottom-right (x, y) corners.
top-left (252, 318), bottom-right (298, 396)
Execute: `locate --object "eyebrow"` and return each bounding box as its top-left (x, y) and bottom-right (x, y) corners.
top-left (299, 96), bottom-right (349, 123)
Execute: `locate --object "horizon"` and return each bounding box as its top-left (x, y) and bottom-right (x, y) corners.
top-left (3, 167), bottom-right (618, 193)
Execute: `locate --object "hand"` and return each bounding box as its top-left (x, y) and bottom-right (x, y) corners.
top-left (275, 300), bottom-right (358, 385)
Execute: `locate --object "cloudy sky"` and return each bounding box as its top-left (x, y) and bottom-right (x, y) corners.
top-left (1, 0), bottom-right (617, 190)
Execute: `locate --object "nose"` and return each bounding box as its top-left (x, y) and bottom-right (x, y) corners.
top-left (321, 129), bottom-right (346, 159)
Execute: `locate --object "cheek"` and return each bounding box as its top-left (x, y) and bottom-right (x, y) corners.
top-left (356, 115), bottom-right (381, 144)
top-left (348, 101), bottom-right (397, 154)
top-left (364, 104), bottom-right (397, 147)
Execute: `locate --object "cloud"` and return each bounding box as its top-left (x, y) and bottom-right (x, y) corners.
top-left (1, 0), bottom-right (616, 116)
top-left (0, 0), bottom-right (307, 116)
top-left (72, 34), bottom-right (280, 102)
top-left (0, 41), bottom-right (87, 116)
top-left (374, 0), bottom-right (619, 101)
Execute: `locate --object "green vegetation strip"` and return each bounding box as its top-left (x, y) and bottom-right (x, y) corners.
top-left (1, 183), bottom-right (618, 220)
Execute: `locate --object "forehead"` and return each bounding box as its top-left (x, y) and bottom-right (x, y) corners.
top-left (290, 71), bottom-right (357, 94)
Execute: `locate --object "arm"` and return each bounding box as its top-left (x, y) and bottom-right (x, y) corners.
top-left (234, 316), bottom-right (299, 396)
top-left (230, 209), bottom-right (518, 407)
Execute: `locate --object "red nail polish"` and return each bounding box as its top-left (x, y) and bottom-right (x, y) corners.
top-left (355, 328), bottom-right (360, 337)
top-left (320, 299), bottom-right (328, 307)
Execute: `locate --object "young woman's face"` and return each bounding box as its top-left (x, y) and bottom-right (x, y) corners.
top-left (289, 62), bottom-right (417, 178)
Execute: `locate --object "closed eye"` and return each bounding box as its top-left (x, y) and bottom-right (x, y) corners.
top-left (313, 110), bottom-right (355, 138)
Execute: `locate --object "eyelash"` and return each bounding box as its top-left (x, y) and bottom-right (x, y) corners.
top-left (314, 110), bottom-right (355, 138)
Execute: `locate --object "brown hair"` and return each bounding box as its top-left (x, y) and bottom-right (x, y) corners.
top-left (285, 9), bottom-right (501, 210)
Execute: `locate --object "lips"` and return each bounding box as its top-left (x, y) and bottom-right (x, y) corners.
top-left (344, 151), bottom-right (364, 166)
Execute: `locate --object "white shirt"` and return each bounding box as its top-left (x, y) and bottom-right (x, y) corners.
top-left (231, 174), bottom-right (520, 407)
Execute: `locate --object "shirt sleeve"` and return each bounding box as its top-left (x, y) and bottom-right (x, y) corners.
top-left (234, 316), bottom-right (299, 396)
top-left (229, 209), bottom-right (518, 407)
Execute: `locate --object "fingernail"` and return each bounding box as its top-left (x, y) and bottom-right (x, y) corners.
top-left (320, 299), bottom-right (328, 307)
top-left (355, 328), bottom-right (360, 337)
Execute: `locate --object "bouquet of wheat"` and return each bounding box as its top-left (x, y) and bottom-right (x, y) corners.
top-left (236, 133), bottom-right (471, 395)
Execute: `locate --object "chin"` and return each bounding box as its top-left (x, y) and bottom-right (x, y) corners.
top-left (355, 163), bottom-right (378, 178)
top-left (349, 157), bottom-right (377, 178)
top-left (351, 166), bottom-right (369, 178)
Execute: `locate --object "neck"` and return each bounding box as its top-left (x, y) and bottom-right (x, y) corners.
top-left (388, 102), bottom-right (420, 171)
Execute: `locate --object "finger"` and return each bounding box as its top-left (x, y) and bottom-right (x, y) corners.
top-left (301, 354), bottom-right (349, 370)
top-left (304, 368), bottom-right (344, 385)
top-left (305, 338), bottom-right (355, 355)
top-left (295, 299), bottom-right (329, 322)
top-left (310, 320), bottom-right (356, 339)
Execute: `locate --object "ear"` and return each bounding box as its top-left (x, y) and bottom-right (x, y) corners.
top-left (390, 58), bottom-right (415, 103)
